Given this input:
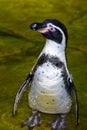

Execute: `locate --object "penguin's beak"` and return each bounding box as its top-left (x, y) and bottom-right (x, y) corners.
top-left (30, 22), bottom-right (48, 33)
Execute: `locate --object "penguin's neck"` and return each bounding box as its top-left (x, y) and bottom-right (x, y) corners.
top-left (41, 39), bottom-right (66, 63)
top-left (41, 39), bottom-right (70, 78)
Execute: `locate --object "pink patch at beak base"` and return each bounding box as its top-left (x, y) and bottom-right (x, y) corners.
top-left (37, 27), bottom-right (48, 33)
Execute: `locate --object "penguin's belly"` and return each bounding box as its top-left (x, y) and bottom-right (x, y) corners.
top-left (29, 62), bottom-right (72, 114)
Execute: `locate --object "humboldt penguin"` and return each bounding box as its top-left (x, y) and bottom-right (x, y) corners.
top-left (13, 19), bottom-right (79, 130)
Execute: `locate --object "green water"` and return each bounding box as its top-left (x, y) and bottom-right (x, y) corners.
top-left (0, 0), bottom-right (87, 130)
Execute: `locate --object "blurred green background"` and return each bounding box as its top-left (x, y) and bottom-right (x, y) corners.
top-left (0, 0), bottom-right (87, 130)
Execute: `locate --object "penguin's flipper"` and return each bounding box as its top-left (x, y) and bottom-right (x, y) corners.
top-left (13, 72), bottom-right (33, 116)
top-left (68, 78), bottom-right (79, 125)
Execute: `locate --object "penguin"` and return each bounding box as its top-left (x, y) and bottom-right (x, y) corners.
top-left (13, 19), bottom-right (79, 130)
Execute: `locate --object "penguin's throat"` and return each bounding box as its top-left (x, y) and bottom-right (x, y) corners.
top-left (41, 40), bottom-right (66, 62)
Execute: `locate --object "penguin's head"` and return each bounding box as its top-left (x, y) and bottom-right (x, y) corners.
top-left (30, 19), bottom-right (68, 45)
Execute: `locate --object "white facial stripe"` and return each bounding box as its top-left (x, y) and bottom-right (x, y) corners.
top-left (38, 23), bottom-right (66, 44)
top-left (48, 23), bottom-right (64, 36)
top-left (48, 23), bottom-right (65, 44)
top-left (38, 23), bottom-right (56, 33)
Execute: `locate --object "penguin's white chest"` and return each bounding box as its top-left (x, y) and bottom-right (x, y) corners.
top-left (29, 62), bottom-right (72, 114)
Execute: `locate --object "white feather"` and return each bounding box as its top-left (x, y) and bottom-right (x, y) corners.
top-left (29, 62), bottom-right (72, 114)
top-left (29, 37), bottom-right (72, 114)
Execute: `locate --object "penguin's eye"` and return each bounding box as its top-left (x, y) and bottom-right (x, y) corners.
top-left (50, 27), bottom-right (54, 31)
top-left (47, 24), bottom-right (55, 32)
top-left (50, 27), bottom-right (55, 32)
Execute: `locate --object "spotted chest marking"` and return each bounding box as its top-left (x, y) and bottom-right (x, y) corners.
top-left (29, 54), bottom-right (71, 113)
top-left (32, 53), bottom-right (68, 87)
top-left (32, 62), bottom-right (64, 88)
top-left (33, 53), bottom-right (64, 72)
top-left (29, 63), bottom-right (71, 113)
top-left (34, 53), bottom-right (63, 71)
